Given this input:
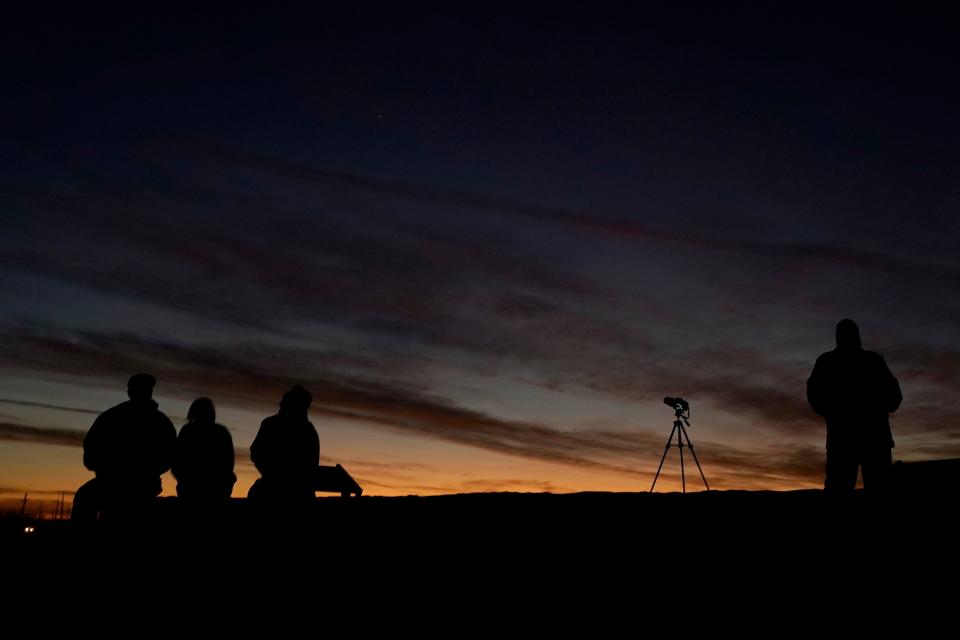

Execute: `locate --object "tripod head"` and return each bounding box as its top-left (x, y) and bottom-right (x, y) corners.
top-left (663, 396), bottom-right (690, 420)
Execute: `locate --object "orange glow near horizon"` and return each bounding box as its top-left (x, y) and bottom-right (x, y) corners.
top-left (0, 385), bottom-right (826, 512)
top-left (0, 436), bottom-right (821, 518)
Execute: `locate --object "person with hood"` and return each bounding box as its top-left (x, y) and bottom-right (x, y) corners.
top-left (79, 373), bottom-right (177, 520)
top-left (248, 385), bottom-right (319, 513)
top-left (807, 319), bottom-right (902, 494)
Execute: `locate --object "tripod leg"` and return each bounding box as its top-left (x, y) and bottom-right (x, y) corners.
top-left (650, 423), bottom-right (678, 492)
top-left (679, 423), bottom-right (686, 494)
top-left (679, 424), bottom-right (710, 491)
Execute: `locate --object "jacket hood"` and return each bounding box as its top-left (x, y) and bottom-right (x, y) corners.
top-left (835, 319), bottom-right (862, 351)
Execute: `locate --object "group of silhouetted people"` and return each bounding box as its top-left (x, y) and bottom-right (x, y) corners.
top-left (73, 374), bottom-right (321, 523)
top-left (73, 317), bottom-right (904, 523)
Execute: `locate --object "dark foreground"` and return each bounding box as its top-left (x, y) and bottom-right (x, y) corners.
top-left (6, 490), bottom-right (957, 569)
top-left (4, 488), bottom-right (958, 628)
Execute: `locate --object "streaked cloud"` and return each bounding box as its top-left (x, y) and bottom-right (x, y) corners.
top-left (0, 398), bottom-right (101, 415)
top-left (0, 421), bottom-right (85, 448)
top-left (3, 138), bottom-right (959, 496)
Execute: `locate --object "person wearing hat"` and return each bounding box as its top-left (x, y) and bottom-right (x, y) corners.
top-left (78, 373), bottom-right (177, 521)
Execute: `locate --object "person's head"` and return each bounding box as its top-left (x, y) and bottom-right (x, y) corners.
top-left (835, 319), bottom-right (862, 351)
top-left (187, 397), bottom-right (216, 424)
top-left (279, 385), bottom-right (312, 415)
top-left (127, 373), bottom-right (157, 401)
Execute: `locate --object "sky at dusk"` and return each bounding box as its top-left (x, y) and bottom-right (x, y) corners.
top-left (2, 3), bottom-right (959, 509)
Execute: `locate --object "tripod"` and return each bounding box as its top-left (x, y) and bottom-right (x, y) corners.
top-left (650, 401), bottom-right (710, 493)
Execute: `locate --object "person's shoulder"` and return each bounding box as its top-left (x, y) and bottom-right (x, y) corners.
top-left (177, 421), bottom-right (197, 437)
top-left (862, 350), bottom-right (893, 370)
top-left (95, 400), bottom-right (131, 421)
top-left (152, 408), bottom-right (176, 428)
top-left (814, 351), bottom-right (835, 365)
top-left (105, 400), bottom-right (131, 413)
top-left (260, 414), bottom-right (282, 428)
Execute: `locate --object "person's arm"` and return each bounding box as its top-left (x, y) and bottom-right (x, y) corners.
top-left (806, 355), bottom-right (831, 417)
top-left (156, 415), bottom-right (177, 476)
top-left (250, 420), bottom-right (270, 475)
top-left (82, 416), bottom-right (103, 472)
top-left (217, 424), bottom-right (236, 478)
top-left (307, 422), bottom-right (320, 467)
top-left (224, 426), bottom-right (236, 473)
top-left (881, 357), bottom-right (903, 413)
top-left (171, 425), bottom-right (188, 481)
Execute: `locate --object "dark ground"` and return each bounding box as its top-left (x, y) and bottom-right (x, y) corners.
top-left (4, 488), bottom-right (957, 627)
top-left (6, 489), bottom-right (956, 571)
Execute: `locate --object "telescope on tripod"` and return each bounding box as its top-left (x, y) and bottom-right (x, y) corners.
top-left (650, 396), bottom-right (710, 493)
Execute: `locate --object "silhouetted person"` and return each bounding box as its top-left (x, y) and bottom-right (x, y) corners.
top-left (79, 374), bottom-right (177, 521)
top-left (807, 320), bottom-right (902, 495)
top-left (248, 385), bottom-right (319, 515)
top-left (173, 398), bottom-right (237, 515)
